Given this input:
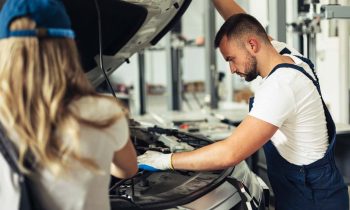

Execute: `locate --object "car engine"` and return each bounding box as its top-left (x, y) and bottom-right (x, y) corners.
top-left (109, 121), bottom-right (269, 210)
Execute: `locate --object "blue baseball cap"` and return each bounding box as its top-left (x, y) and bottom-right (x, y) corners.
top-left (0, 0), bottom-right (75, 39)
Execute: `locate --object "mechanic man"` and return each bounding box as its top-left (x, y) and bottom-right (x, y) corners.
top-left (138, 1), bottom-right (349, 209)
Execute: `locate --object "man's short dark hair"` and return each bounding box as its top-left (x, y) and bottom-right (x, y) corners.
top-left (214, 13), bottom-right (270, 48)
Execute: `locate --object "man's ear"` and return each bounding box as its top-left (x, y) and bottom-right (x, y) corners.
top-left (246, 38), bottom-right (259, 54)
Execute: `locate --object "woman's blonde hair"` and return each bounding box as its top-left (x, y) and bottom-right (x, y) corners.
top-left (0, 17), bottom-right (124, 175)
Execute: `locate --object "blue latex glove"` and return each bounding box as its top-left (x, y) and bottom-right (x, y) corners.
top-left (137, 151), bottom-right (173, 172)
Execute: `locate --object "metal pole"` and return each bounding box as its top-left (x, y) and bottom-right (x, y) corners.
top-left (268, 0), bottom-right (286, 42)
top-left (138, 51), bottom-right (147, 115)
top-left (171, 46), bottom-right (183, 111)
top-left (291, 0), bottom-right (301, 52)
top-left (306, 2), bottom-right (318, 65)
top-left (307, 34), bottom-right (317, 65)
top-left (204, 0), bottom-right (218, 109)
top-left (166, 33), bottom-right (183, 111)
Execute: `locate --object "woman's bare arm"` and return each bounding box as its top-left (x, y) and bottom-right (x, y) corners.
top-left (111, 139), bottom-right (138, 178)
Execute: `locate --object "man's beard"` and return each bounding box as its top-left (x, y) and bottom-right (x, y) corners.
top-left (244, 54), bottom-right (258, 82)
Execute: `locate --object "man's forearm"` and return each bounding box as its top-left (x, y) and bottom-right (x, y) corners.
top-left (171, 138), bottom-right (244, 171)
top-left (171, 116), bottom-right (276, 171)
top-left (212, 0), bottom-right (246, 20)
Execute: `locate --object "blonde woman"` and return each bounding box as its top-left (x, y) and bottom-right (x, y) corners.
top-left (0, 0), bottom-right (137, 209)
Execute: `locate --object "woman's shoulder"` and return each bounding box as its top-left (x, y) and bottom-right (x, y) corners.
top-left (69, 95), bottom-right (125, 120)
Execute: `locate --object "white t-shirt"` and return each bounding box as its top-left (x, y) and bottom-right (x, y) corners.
top-left (27, 96), bottom-right (129, 210)
top-left (249, 40), bottom-right (329, 166)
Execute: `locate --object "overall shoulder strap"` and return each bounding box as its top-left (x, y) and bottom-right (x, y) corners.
top-left (293, 55), bottom-right (320, 84)
top-left (279, 47), bottom-right (320, 89)
top-left (268, 63), bottom-right (321, 96)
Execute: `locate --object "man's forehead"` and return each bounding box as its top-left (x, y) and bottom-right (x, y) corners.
top-left (221, 35), bottom-right (230, 44)
top-left (219, 35), bottom-right (238, 52)
top-left (218, 37), bottom-right (232, 61)
top-left (219, 35), bottom-right (229, 49)
top-left (221, 35), bottom-right (239, 46)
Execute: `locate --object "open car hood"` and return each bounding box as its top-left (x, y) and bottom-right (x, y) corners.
top-left (62, 0), bottom-right (191, 87)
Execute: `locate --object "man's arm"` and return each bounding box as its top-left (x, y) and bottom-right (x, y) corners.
top-left (212, 0), bottom-right (245, 20)
top-left (138, 116), bottom-right (278, 171)
top-left (171, 116), bottom-right (278, 171)
top-left (212, 0), bottom-right (274, 41)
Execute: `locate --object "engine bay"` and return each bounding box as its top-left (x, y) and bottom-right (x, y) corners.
top-left (109, 121), bottom-right (235, 209)
top-left (108, 120), bottom-right (268, 210)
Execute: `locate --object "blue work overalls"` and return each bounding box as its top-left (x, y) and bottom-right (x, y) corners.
top-left (249, 56), bottom-right (349, 210)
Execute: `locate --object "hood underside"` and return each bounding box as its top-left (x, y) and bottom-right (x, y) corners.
top-left (62, 0), bottom-right (192, 87)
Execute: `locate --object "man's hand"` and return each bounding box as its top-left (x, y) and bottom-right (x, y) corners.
top-left (137, 151), bottom-right (173, 172)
